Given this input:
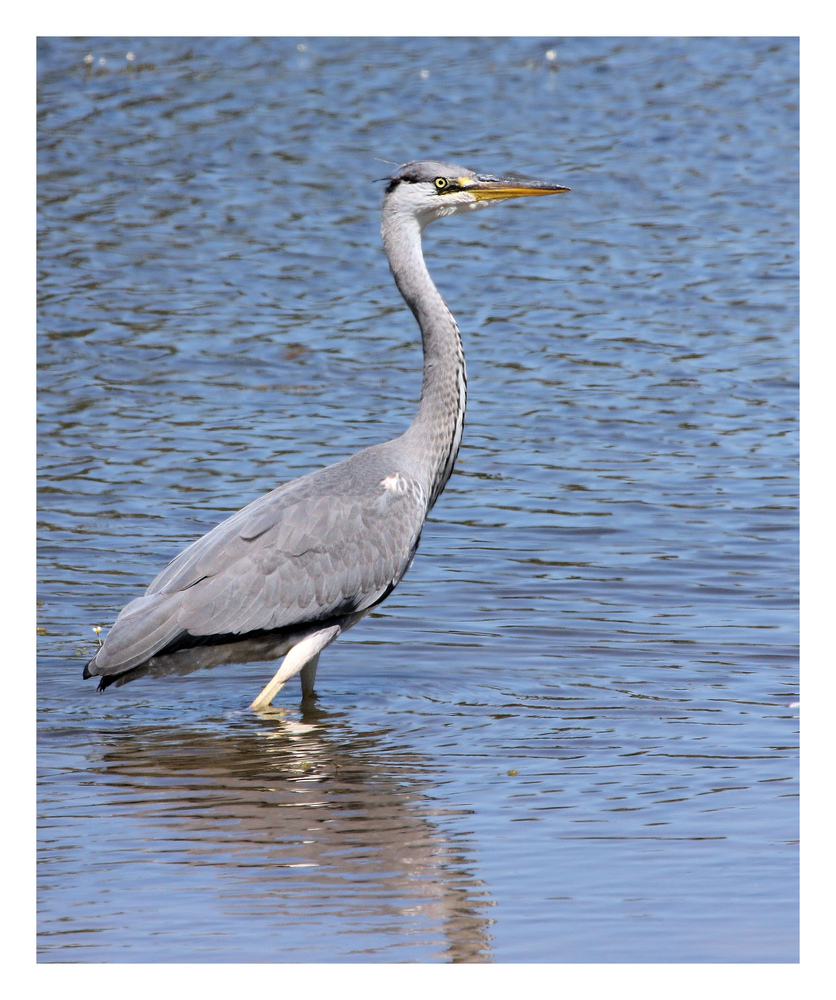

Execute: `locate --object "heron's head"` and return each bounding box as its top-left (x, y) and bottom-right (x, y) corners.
top-left (383, 159), bottom-right (569, 229)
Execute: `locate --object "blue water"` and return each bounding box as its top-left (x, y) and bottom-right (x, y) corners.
top-left (37, 36), bottom-right (798, 961)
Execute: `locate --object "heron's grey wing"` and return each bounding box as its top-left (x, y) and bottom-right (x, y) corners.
top-left (145, 483), bottom-right (295, 596)
top-left (88, 468), bottom-right (427, 675)
top-left (169, 477), bottom-right (427, 635)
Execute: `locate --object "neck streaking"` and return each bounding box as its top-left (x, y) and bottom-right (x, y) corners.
top-left (382, 203), bottom-right (467, 512)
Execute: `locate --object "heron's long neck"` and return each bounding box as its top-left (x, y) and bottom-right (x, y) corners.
top-left (383, 209), bottom-right (467, 510)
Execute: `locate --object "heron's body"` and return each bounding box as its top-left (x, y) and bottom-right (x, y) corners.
top-left (84, 160), bottom-right (568, 705)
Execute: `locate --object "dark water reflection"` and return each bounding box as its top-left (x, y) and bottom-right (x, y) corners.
top-left (38, 36), bottom-right (797, 961)
top-left (39, 697), bottom-right (492, 961)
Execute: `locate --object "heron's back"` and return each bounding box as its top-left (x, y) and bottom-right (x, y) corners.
top-left (85, 439), bottom-right (430, 679)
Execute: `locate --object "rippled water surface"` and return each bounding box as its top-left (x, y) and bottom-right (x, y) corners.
top-left (37, 37), bottom-right (798, 962)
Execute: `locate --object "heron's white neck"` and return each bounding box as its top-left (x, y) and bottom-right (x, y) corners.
top-left (382, 205), bottom-right (467, 510)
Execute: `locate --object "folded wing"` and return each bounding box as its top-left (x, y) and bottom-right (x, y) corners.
top-left (86, 458), bottom-right (427, 677)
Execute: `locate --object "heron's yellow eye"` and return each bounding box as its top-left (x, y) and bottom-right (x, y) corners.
top-left (434, 177), bottom-right (449, 190)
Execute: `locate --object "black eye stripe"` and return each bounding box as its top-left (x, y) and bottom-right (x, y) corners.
top-left (385, 174), bottom-right (456, 195)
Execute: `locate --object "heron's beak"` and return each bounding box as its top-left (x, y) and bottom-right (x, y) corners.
top-left (464, 175), bottom-right (570, 202)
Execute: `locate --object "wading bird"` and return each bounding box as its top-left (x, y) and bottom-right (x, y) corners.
top-left (84, 160), bottom-right (569, 707)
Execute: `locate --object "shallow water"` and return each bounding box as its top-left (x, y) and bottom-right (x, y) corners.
top-left (37, 36), bottom-right (798, 961)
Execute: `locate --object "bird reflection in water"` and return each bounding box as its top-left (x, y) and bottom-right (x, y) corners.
top-left (88, 704), bottom-right (495, 962)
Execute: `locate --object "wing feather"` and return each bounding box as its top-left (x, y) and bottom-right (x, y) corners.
top-left (87, 448), bottom-right (428, 677)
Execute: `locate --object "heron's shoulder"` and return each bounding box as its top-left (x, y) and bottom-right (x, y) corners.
top-left (292, 439), bottom-right (424, 499)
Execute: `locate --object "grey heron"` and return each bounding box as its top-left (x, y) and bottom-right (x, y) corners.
top-left (83, 159), bottom-right (569, 707)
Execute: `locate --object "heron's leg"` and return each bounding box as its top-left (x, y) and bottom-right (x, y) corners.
top-left (300, 653), bottom-right (320, 699)
top-left (250, 626), bottom-right (340, 710)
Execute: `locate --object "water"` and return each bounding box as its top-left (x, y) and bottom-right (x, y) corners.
top-left (37, 37), bottom-right (798, 962)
